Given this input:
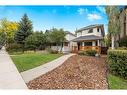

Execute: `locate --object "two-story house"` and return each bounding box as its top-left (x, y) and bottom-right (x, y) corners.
top-left (72, 24), bottom-right (105, 53)
top-left (51, 24), bottom-right (105, 53)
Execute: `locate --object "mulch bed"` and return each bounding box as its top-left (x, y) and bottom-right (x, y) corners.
top-left (27, 55), bottom-right (108, 89)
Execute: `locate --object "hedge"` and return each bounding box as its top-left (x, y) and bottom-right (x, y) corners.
top-left (107, 50), bottom-right (127, 79)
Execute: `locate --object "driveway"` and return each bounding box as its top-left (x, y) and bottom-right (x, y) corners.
top-left (27, 55), bottom-right (108, 89)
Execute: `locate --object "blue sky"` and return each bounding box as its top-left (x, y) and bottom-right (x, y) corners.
top-left (0, 6), bottom-right (108, 33)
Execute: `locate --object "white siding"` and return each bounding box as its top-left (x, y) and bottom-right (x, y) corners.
top-left (77, 27), bottom-right (102, 37)
top-left (92, 28), bottom-right (102, 36)
top-left (82, 30), bottom-right (89, 36)
top-left (77, 32), bottom-right (82, 37)
top-left (65, 33), bottom-right (76, 41)
top-left (51, 46), bottom-right (71, 53)
top-left (51, 46), bottom-right (62, 51)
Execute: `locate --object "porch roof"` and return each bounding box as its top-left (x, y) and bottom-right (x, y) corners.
top-left (72, 35), bottom-right (103, 42)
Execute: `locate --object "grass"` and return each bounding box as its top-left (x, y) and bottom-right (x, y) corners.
top-left (108, 74), bottom-right (127, 89)
top-left (10, 52), bottom-right (62, 72)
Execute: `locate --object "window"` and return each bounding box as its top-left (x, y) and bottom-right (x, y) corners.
top-left (97, 28), bottom-right (99, 32)
top-left (84, 42), bottom-right (92, 46)
top-left (64, 42), bottom-right (68, 46)
top-left (88, 29), bottom-right (93, 33)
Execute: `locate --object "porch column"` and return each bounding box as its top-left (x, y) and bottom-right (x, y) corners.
top-left (92, 41), bottom-right (96, 50)
top-left (82, 42), bottom-right (84, 50)
top-left (97, 40), bottom-right (101, 54)
top-left (82, 42), bottom-right (84, 46)
top-left (97, 40), bottom-right (100, 46)
top-left (92, 41), bottom-right (96, 46)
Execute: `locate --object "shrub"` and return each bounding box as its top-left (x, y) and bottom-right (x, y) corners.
top-left (85, 50), bottom-right (97, 56)
top-left (46, 48), bottom-right (58, 54)
top-left (78, 50), bottom-right (97, 56)
top-left (50, 50), bottom-right (58, 54)
top-left (107, 50), bottom-right (127, 79)
top-left (6, 43), bottom-right (22, 52)
top-left (78, 51), bottom-right (85, 55)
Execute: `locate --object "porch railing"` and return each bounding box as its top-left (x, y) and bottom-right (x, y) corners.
top-left (79, 46), bottom-right (101, 53)
top-left (71, 46), bottom-right (101, 53)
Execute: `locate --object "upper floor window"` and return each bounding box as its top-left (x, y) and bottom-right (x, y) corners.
top-left (97, 28), bottom-right (99, 32)
top-left (88, 29), bottom-right (93, 33)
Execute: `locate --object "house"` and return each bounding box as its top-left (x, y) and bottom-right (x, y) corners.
top-left (72, 24), bottom-right (105, 53)
top-left (51, 24), bottom-right (105, 53)
top-left (115, 6), bottom-right (127, 47)
top-left (51, 31), bottom-right (76, 53)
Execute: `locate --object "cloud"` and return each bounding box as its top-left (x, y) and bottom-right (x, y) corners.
top-left (87, 13), bottom-right (102, 21)
top-left (77, 8), bottom-right (85, 15)
top-left (77, 8), bottom-right (89, 15)
top-left (96, 6), bottom-right (106, 14)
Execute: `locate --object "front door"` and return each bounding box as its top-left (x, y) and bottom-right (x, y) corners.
top-left (77, 42), bottom-right (80, 50)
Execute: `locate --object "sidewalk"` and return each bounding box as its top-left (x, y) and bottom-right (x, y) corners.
top-left (0, 47), bottom-right (27, 89)
top-left (21, 53), bottom-right (75, 83)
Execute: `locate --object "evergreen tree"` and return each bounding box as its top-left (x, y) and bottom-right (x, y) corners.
top-left (14, 14), bottom-right (33, 45)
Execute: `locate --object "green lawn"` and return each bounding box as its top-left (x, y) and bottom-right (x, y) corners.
top-left (108, 74), bottom-right (127, 89)
top-left (10, 53), bottom-right (62, 72)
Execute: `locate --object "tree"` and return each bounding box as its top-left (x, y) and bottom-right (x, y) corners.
top-left (34, 31), bottom-right (46, 50)
top-left (49, 28), bottom-right (66, 51)
top-left (14, 14), bottom-right (33, 46)
top-left (102, 34), bottom-right (111, 47)
top-left (25, 31), bottom-right (46, 51)
top-left (105, 6), bottom-right (121, 49)
top-left (45, 30), bottom-right (52, 47)
top-left (0, 32), bottom-right (6, 49)
top-left (25, 34), bottom-right (38, 51)
top-left (118, 36), bottom-right (127, 47)
top-left (0, 18), bottom-right (18, 46)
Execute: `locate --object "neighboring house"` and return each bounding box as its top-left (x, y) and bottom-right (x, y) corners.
top-left (115, 6), bottom-right (127, 47)
top-left (51, 31), bottom-right (76, 53)
top-left (72, 24), bottom-right (105, 53)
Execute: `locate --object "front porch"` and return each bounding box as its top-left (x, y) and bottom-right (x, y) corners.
top-left (72, 40), bottom-right (101, 54)
top-left (71, 35), bottom-right (103, 53)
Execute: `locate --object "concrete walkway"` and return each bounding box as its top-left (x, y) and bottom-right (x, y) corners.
top-left (0, 47), bottom-right (27, 89)
top-left (21, 53), bottom-right (75, 83)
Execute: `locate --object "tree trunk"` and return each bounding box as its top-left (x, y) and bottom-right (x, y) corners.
top-left (111, 35), bottom-right (115, 49)
top-left (56, 44), bottom-right (59, 52)
top-left (60, 42), bottom-right (63, 52)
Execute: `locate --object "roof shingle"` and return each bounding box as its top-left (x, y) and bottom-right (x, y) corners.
top-left (72, 35), bottom-right (103, 42)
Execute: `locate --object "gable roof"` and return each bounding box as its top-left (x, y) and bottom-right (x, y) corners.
top-left (65, 31), bottom-right (76, 37)
top-left (72, 35), bottom-right (103, 42)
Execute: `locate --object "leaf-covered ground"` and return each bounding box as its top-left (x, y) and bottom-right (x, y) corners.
top-left (27, 55), bottom-right (108, 89)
